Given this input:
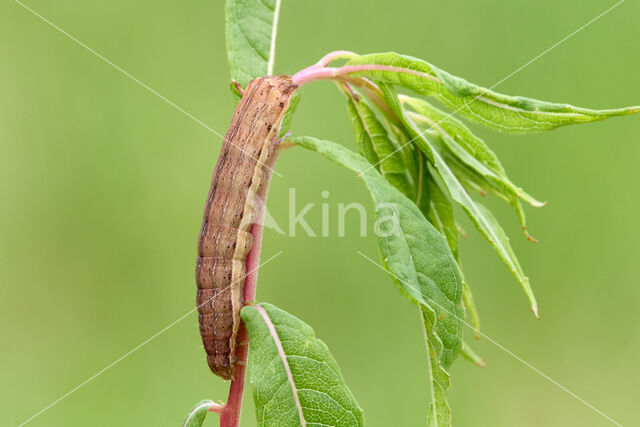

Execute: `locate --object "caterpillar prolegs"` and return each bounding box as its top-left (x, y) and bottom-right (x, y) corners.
top-left (196, 76), bottom-right (297, 380)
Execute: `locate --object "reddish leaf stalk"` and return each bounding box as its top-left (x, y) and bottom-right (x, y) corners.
top-left (314, 49), bottom-right (357, 67)
top-left (208, 402), bottom-right (225, 414)
top-left (292, 56), bottom-right (441, 87)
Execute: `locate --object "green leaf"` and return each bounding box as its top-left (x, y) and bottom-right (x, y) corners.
top-left (342, 87), bottom-right (416, 199)
top-left (225, 0), bottom-right (282, 87)
top-left (461, 341), bottom-right (486, 368)
top-left (345, 92), bottom-right (378, 166)
top-left (437, 154), bottom-right (538, 315)
top-left (428, 139), bottom-right (538, 316)
top-left (242, 303), bottom-right (364, 427)
top-left (279, 92), bottom-right (301, 138)
top-left (180, 400), bottom-right (214, 427)
top-left (376, 83), bottom-right (538, 316)
top-left (403, 95), bottom-right (543, 241)
top-left (419, 303), bottom-right (454, 426)
top-left (422, 171), bottom-right (459, 259)
top-left (402, 95), bottom-right (542, 207)
top-left (293, 135), bottom-right (464, 426)
top-left (345, 52), bottom-right (639, 133)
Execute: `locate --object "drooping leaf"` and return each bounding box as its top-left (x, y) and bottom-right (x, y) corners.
top-left (403, 95), bottom-right (504, 175)
top-left (225, 0), bottom-right (282, 87)
top-left (345, 52), bottom-right (639, 133)
top-left (403, 95), bottom-right (543, 241)
top-left (388, 118), bottom-right (420, 184)
top-left (242, 303), bottom-right (364, 427)
top-left (418, 303), bottom-right (454, 426)
top-left (422, 170), bottom-right (459, 259)
top-left (376, 83), bottom-right (538, 316)
top-left (343, 86), bottom-right (416, 199)
top-left (344, 91), bottom-right (378, 166)
top-left (180, 400), bottom-right (214, 427)
top-left (428, 139), bottom-right (538, 316)
top-left (402, 95), bottom-right (542, 207)
top-left (416, 163), bottom-right (482, 334)
top-left (293, 135), bottom-right (463, 426)
top-left (358, 85), bottom-right (462, 261)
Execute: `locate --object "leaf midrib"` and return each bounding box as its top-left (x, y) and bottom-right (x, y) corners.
top-left (255, 305), bottom-right (307, 426)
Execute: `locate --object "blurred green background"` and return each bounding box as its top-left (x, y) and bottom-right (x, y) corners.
top-left (2, 1), bottom-right (639, 426)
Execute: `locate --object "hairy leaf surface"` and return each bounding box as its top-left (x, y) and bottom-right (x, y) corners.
top-left (225, 0), bottom-right (281, 87)
top-left (293, 136), bottom-right (463, 425)
top-left (345, 52), bottom-right (638, 132)
top-left (242, 303), bottom-right (364, 427)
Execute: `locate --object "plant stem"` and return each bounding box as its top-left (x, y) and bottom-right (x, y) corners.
top-left (219, 327), bottom-right (248, 426)
top-left (218, 144), bottom-right (281, 427)
top-left (208, 402), bottom-right (226, 414)
top-left (292, 63), bottom-right (441, 87)
top-left (315, 50), bottom-right (357, 67)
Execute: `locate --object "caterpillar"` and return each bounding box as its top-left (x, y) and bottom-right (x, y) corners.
top-left (196, 76), bottom-right (297, 380)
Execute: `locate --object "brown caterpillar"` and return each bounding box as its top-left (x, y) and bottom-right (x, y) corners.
top-left (196, 76), bottom-right (297, 380)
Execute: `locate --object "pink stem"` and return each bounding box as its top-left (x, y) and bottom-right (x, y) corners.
top-left (219, 327), bottom-right (249, 426)
top-left (219, 143), bottom-right (281, 427)
top-left (208, 403), bottom-right (226, 414)
top-left (292, 64), bottom-right (441, 87)
top-left (315, 50), bottom-right (357, 67)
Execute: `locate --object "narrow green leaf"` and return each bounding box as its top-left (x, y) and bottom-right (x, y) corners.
top-left (180, 400), bottom-right (214, 427)
top-left (242, 302), bottom-right (364, 427)
top-left (403, 95), bottom-right (542, 204)
top-left (225, 0), bottom-right (281, 87)
top-left (365, 87), bottom-right (463, 263)
top-left (461, 341), bottom-right (486, 368)
top-left (279, 92), bottom-right (301, 138)
top-left (419, 304), bottom-right (452, 426)
top-left (376, 83), bottom-right (539, 316)
top-left (404, 95), bottom-right (543, 241)
top-left (345, 92), bottom-right (379, 166)
top-left (343, 87), bottom-right (416, 199)
top-left (430, 141), bottom-right (538, 316)
top-left (422, 171), bottom-right (459, 259)
top-left (345, 52), bottom-right (639, 133)
top-left (293, 135), bottom-right (464, 426)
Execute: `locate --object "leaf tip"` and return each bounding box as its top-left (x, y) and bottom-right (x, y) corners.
top-left (523, 226), bottom-right (539, 244)
top-left (531, 304), bottom-right (540, 319)
top-left (475, 357), bottom-right (487, 369)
